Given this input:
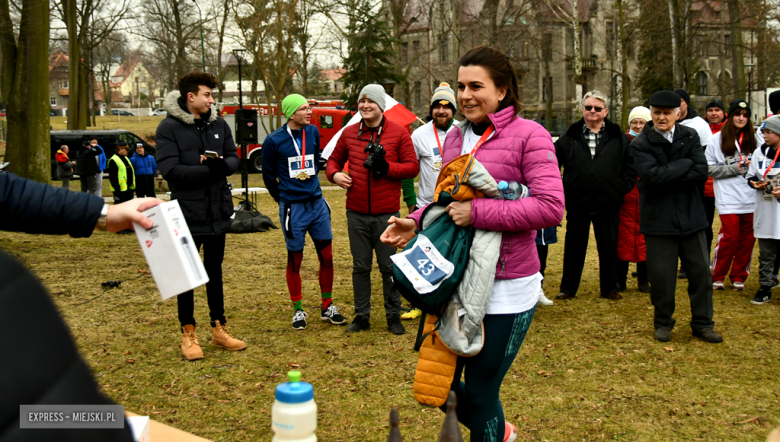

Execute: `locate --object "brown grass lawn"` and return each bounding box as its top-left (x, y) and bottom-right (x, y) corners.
top-left (1, 188), bottom-right (779, 441)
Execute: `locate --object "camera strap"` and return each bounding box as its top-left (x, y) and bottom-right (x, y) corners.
top-left (357, 117), bottom-right (385, 145)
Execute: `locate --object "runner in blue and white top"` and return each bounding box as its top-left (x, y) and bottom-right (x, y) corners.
top-left (261, 94), bottom-right (347, 330)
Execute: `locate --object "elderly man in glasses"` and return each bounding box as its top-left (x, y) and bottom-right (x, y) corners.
top-left (554, 90), bottom-right (636, 301)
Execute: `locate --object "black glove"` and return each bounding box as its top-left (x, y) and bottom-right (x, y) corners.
top-left (371, 155), bottom-right (389, 179)
top-left (206, 157), bottom-right (229, 179)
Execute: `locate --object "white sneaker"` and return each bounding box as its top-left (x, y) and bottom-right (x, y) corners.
top-left (537, 288), bottom-right (554, 306)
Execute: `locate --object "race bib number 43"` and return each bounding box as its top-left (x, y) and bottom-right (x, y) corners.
top-left (391, 234), bottom-right (455, 294)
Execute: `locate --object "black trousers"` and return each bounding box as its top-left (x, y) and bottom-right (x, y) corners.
top-left (645, 231), bottom-right (714, 331)
top-left (112, 190), bottom-right (134, 204)
top-left (560, 210), bottom-right (618, 296)
top-left (177, 234), bottom-right (227, 328)
top-left (134, 175), bottom-right (156, 198)
top-left (537, 244), bottom-right (548, 287)
top-left (616, 260), bottom-right (647, 283)
top-left (703, 195), bottom-right (716, 256)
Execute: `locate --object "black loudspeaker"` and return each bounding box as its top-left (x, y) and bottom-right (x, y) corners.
top-left (235, 108), bottom-right (258, 144)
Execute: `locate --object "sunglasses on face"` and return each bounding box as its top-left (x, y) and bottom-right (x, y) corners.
top-left (584, 105), bottom-right (604, 112)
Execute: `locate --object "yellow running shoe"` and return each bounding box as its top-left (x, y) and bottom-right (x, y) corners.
top-left (400, 308), bottom-right (422, 320)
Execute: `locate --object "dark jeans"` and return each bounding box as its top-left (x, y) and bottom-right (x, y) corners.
top-left (134, 175), bottom-right (156, 198)
top-left (560, 210), bottom-right (618, 296)
top-left (80, 174), bottom-right (98, 195)
top-left (616, 260), bottom-right (647, 283)
top-left (645, 231), bottom-right (714, 331)
top-left (346, 210), bottom-right (402, 321)
top-left (758, 239), bottom-right (780, 287)
top-left (112, 190), bottom-right (134, 204)
top-left (537, 244), bottom-right (548, 287)
top-left (445, 308), bottom-right (535, 442)
top-left (177, 234), bottom-right (227, 328)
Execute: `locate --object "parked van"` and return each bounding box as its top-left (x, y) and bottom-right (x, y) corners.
top-left (50, 130), bottom-right (154, 179)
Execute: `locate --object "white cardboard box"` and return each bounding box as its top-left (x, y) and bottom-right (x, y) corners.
top-left (126, 415), bottom-right (150, 442)
top-left (133, 200), bottom-right (209, 300)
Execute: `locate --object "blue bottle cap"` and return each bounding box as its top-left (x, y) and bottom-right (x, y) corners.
top-left (275, 370), bottom-right (314, 404)
top-left (498, 181), bottom-right (508, 190)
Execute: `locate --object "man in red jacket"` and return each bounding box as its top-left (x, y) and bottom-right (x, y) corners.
top-left (326, 84), bottom-right (420, 334)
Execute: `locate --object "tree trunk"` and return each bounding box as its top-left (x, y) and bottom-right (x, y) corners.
top-left (64, 0), bottom-right (87, 130)
top-left (727, 0), bottom-right (745, 98)
top-left (668, 0), bottom-right (680, 87)
top-left (0, 0), bottom-right (50, 182)
top-left (572, 0), bottom-right (583, 120)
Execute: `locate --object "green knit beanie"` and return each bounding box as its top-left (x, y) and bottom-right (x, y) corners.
top-left (282, 94), bottom-right (308, 119)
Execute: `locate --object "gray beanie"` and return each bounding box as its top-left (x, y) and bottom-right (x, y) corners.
top-left (761, 115), bottom-right (780, 137)
top-left (430, 82), bottom-right (457, 114)
top-left (358, 84), bottom-right (386, 112)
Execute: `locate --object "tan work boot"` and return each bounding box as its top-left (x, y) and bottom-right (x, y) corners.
top-left (181, 324), bottom-right (204, 361)
top-left (211, 320), bottom-right (247, 351)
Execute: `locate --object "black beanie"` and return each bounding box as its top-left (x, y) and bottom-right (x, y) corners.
top-left (727, 99), bottom-right (751, 118)
top-left (769, 90), bottom-right (780, 114)
top-left (705, 99), bottom-right (725, 112)
top-left (673, 89), bottom-right (690, 105)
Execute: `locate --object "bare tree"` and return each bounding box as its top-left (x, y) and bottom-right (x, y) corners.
top-left (543, 0), bottom-right (584, 118)
top-left (140, 0), bottom-right (200, 91)
top-left (0, 0), bottom-right (50, 181)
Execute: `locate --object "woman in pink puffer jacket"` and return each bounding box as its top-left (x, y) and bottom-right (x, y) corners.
top-left (381, 45), bottom-right (564, 442)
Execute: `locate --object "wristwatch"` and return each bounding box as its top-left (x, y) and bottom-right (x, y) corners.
top-left (97, 203), bottom-right (109, 231)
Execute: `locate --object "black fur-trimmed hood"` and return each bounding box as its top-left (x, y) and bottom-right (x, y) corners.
top-left (163, 90), bottom-right (218, 125)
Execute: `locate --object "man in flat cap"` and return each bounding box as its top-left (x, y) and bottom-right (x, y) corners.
top-left (629, 90), bottom-right (723, 344)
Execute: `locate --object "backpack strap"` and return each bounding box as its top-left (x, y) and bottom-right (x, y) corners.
top-left (413, 313), bottom-right (443, 352)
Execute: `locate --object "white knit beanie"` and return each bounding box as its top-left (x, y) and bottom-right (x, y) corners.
top-left (628, 106), bottom-right (651, 124)
top-left (430, 82), bottom-right (457, 112)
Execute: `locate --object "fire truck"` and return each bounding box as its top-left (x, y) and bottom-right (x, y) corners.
top-left (220, 101), bottom-right (353, 173)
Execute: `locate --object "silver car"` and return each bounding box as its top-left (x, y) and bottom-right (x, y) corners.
top-left (151, 108), bottom-right (167, 116)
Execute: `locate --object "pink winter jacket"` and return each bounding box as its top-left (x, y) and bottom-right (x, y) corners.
top-left (407, 106), bottom-right (565, 280)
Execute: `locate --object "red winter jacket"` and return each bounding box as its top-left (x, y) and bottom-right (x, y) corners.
top-left (618, 132), bottom-right (645, 262)
top-left (326, 118), bottom-right (419, 215)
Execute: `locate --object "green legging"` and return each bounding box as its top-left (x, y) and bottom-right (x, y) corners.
top-left (442, 307), bottom-right (536, 442)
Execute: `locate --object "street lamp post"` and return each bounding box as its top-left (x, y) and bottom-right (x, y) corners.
top-left (192, 0), bottom-right (206, 72)
top-left (746, 62), bottom-right (755, 113)
top-left (232, 48), bottom-right (249, 208)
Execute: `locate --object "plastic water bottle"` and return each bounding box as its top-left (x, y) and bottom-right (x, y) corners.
top-left (498, 180), bottom-right (528, 200)
top-left (272, 371), bottom-right (317, 442)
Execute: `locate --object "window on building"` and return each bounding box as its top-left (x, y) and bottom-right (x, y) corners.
top-left (50, 97), bottom-right (56, 106)
top-left (413, 41), bottom-right (420, 62)
top-left (724, 35), bottom-right (731, 57)
top-left (415, 82), bottom-right (422, 106)
top-left (543, 34), bottom-right (552, 62)
top-left (542, 75), bottom-right (553, 102)
top-left (697, 34), bottom-right (707, 57)
top-left (59, 80), bottom-right (69, 89)
top-left (439, 35), bottom-right (448, 62)
top-left (401, 42), bottom-right (408, 63)
top-left (697, 71), bottom-right (708, 95)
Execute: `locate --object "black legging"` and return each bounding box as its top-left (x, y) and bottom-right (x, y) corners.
top-left (616, 260), bottom-right (647, 283)
top-left (444, 308), bottom-right (535, 441)
top-left (177, 234), bottom-right (227, 328)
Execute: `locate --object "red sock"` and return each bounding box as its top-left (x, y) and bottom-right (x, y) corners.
top-left (316, 242), bottom-right (334, 306)
top-left (286, 250), bottom-right (304, 310)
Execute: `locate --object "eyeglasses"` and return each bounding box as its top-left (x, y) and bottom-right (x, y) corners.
top-left (297, 107), bottom-right (312, 113)
top-left (584, 105), bottom-right (604, 112)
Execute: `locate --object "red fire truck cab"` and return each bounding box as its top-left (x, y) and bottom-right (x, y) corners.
top-left (220, 103), bottom-right (353, 173)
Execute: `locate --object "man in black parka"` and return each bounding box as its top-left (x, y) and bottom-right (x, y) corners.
top-left (629, 90), bottom-right (722, 344)
top-left (155, 72), bottom-right (247, 360)
top-left (555, 90), bottom-right (636, 301)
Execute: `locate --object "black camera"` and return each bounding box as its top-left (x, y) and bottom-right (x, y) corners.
top-left (363, 142), bottom-right (386, 170)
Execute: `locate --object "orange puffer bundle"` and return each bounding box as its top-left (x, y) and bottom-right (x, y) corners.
top-left (413, 315), bottom-right (457, 407)
top-left (433, 154), bottom-right (486, 203)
